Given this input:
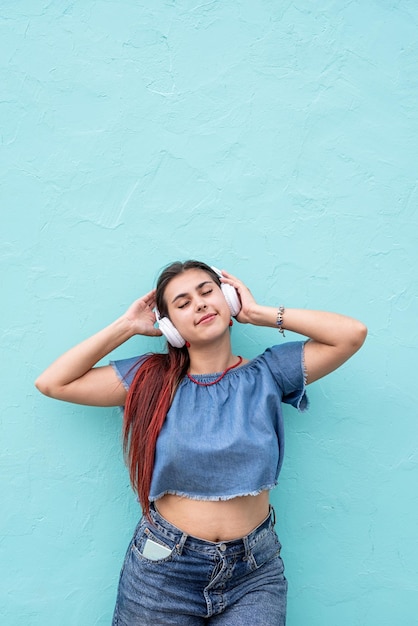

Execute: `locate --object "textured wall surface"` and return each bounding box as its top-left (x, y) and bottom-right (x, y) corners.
top-left (1, 1), bottom-right (417, 624)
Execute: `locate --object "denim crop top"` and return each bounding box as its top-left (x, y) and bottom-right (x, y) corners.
top-left (111, 341), bottom-right (308, 502)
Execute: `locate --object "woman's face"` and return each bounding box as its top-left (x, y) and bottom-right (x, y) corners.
top-left (163, 268), bottom-right (231, 346)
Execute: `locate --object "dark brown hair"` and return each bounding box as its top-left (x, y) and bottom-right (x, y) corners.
top-left (123, 261), bottom-right (221, 517)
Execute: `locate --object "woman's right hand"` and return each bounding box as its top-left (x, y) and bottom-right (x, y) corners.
top-left (123, 289), bottom-right (162, 337)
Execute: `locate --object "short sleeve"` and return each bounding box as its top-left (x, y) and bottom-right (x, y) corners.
top-left (110, 354), bottom-right (149, 390)
top-left (262, 341), bottom-right (309, 411)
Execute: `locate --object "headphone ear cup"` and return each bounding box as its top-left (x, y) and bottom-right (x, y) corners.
top-left (158, 317), bottom-right (186, 348)
top-left (155, 309), bottom-right (186, 348)
top-left (210, 266), bottom-right (242, 317)
top-left (221, 283), bottom-right (241, 317)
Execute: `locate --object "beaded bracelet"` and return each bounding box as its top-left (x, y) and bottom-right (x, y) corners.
top-left (276, 305), bottom-right (285, 336)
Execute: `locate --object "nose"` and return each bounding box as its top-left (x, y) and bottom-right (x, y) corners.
top-left (196, 300), bottom-right (207, 311)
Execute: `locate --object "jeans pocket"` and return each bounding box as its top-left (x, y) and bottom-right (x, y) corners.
top-left (132, 525), bottom-right (176, 563)
top-left (251, 527), bottom-right (282, 570)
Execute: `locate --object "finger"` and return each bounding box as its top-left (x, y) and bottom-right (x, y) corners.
top-left (220, 272), bottom-right (244, 290)
top-left (219, 269), bottom-right (240, 284)
top-left (142, 289), bottom-right (157, 303)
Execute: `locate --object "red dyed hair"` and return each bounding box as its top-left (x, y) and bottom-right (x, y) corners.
top-left (122, 261), bottom-right (221, 518)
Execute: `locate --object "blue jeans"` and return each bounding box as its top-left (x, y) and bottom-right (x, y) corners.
top-left (112, 504), bottom-right (287, 625)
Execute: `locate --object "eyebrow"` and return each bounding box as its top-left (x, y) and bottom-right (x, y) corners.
top-left (171, 281), bottom-right (214, 304)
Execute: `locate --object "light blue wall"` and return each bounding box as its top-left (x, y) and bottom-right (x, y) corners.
top-left (2, 2), bottom-right (417, 624)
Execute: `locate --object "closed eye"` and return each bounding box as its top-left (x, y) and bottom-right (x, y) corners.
top-left (178, 289), bottom-right (212, 309)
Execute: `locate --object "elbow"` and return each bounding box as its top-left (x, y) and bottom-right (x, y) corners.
top-left (35, 376), bottom-right (55, 398)
top-left (351, 320), bottom-right (368, 352)
top-left (34, 376), bottom-right (48, 396)
top-left (35, 374), bottom-right (68, 400)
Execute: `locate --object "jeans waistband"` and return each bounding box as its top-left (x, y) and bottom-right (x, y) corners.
top-left (148, 502), bottom-right (276, 555)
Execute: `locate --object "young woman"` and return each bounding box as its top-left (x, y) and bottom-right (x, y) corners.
top-left (35, 260), bottom-right (367, 625)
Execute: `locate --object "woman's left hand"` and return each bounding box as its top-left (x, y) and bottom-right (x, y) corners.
top-left (218, 270), bottom-right (258, 324)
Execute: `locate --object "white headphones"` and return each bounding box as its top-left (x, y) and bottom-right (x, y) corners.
top-left (155, 266), bottom-right (241, 348)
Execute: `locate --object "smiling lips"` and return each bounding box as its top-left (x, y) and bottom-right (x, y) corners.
top-left (197, 313), bottom-right (217, 325)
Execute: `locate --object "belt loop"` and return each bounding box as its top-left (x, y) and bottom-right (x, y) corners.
top-left (242, 535), bottom-right (251, 561)
top-left (269, 504), bottom-right (276, 526)
top-left (176, 532), bottom-right (188, 556)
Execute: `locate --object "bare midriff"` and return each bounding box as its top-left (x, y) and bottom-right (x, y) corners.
top-left (155, 491), bottom-right (270, 542)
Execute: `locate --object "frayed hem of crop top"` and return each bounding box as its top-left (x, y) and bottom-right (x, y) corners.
top-left (148, 483), bottom-right (278, 503)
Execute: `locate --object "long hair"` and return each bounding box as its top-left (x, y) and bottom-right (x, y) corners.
top-left (122, 260), bottom-right (221, 518)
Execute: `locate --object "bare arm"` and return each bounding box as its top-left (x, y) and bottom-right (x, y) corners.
top-left (221, 271), bottom-right (367, 384)
top-left (35, 290), bottom-right (162, 407)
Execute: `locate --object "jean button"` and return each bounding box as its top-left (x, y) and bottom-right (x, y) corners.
top-left (219, 543), bottom-right (227, 551)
